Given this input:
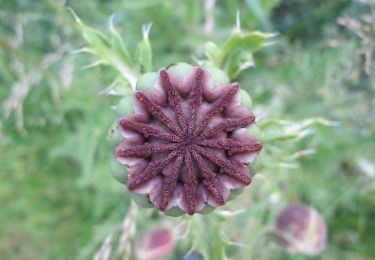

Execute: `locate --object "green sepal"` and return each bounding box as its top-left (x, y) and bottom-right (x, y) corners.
top-left (115, 96), bottom-right (134, 116)
top-left (135, 72), bottom-right (158, 91)
top-left (199, 204), bottom-right (216, 214)
top-left (110, 157), bottom-right (128, 184)
top-left (164, 206), bottom-right (185, 217)
top-left (203, 66), bottom-right (230, 86)
top-left (228, 188), bottom-right (244, 201)
top-left (167, 63), bottom-right (193, 78)
top-left (240, 89), bottom-right (253, 109)
top-left (249, 124), bottom-right (262, 140)
top-left (249, 157), bottom-right (262, 176)
top-left (131, 193), bottom-right (154, 208)
top-left (107, 121), bottom-right (123, 148)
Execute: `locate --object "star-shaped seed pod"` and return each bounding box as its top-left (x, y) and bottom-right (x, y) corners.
top-left (113, 63), bottom-right (262, 215)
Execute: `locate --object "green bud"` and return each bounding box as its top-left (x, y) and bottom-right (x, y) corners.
top-left (167, 63), bottom-right (193, 78)
top-left (228, 188), bottom-right (244, 201)
top-left (249, 157), bottom-right (262, 175)
top-left (249, 124), bottom-right (262, 141)
top-left (111, 157), bottom-right (128, 184)
top-left (131, 193), bottom-right (154, 208)
top-left (240, 89), bottom-right (252, 109)
top-left (107, 121), bottom-right (123, 148)
top-left (136, 72), bottom-right (158, 91)
top-left (203, 66), bottom-right (230, 86)
top-left (164, 206), bottom-right (185, 217)
top-left (199, 204), bottom-right (215, 214)
top-left (115, 96), bottom-right (133, 116)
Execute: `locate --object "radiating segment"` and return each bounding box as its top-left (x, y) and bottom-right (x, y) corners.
top-left (160, 70), bottom-right (187, 132)
top-left (191, 150), bottom-right (224, 204)
top-left (135, 92), bottom-right (182, 135)
top-left (118, 143), bottom-right (180, 157)
top-left (187, 68), bottom-right (205, 134)
top-left (182, 151), bottom-right (198, 214)
top-left (120, 119), bottom-right (181, 142)
top-left (198, 139), bottom-right (262, 155)
top-left (159, 155), bottom-right (184, 211)
top-left (200, 115), bottom-right (255, 139)
top-left (195, 146), bottom-right (251, 185)
top-left (194, 84), bottom-right (240, 136)
top-left (128, 151), bottom-right (179, 190)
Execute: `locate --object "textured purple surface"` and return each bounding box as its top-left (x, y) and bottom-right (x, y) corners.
top-left (116, 67), bottom-right (262, 214)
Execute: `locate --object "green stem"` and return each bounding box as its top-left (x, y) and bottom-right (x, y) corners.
top-left (190, 214), bottom-right (226, 260)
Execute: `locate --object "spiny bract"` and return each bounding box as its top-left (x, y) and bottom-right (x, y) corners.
top-left (115, 64), bottom-right (262, 215)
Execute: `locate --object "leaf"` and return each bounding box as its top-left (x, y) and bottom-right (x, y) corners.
top-left (69, 9), bottom-right (138, 89)
top-left (222, 31), bottom-right (273, 58)
top-left (225, 51), bottom-right (255, 79)
top-left (203, 28), bottom-right (275, 79)
top-left (136, 23), bottom-right (153, 73)
top-left (190, 215), bottom-right (226, 260)
top-left (109, 16), bottom-right (133, 67)
top-left (204, 41), bottom-right (222, 67)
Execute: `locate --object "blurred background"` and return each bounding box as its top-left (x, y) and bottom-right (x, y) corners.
top-left (0, 0), bottom-right (374, 259)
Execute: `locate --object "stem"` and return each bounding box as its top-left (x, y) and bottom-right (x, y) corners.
top-left (189, 214), bottom-right (226, 260)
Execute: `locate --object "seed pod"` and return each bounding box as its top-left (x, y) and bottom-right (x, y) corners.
top-left (275, 203), bottom-right (327, 256)
top-left (115, 65), bottom-right (262, 215)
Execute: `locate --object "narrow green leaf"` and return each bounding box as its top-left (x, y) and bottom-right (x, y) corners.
top-left (109, 16), bottom-right (133, 67)
top-left (136, 23), bottom-right (153, 73)
top-left (204, 41), bottom-right (223, 67)
top-left (222, 31), bottom-right (273, 56)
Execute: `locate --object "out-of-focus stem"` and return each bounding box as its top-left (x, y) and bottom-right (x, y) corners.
top-left (204, 0), bottom-right (216, 37)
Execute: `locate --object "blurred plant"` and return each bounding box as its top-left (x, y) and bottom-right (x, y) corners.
top-left (136, 227), bottom-right (175, 260)
top-left (337, 5), bottom-right (375, 85)
top-left (92, 202), bottom-right (138, 260)
top-left (258, 118), bottom-right (338, 170)
top-left (0, 27), bottom-right (73, 134)
top-left (271, 0), bottom-right (351, 42)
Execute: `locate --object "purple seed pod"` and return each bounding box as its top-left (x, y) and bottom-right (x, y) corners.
top-left (136, 228), bottom-right (175, 260)
top-left (275, 203), bottom-right (327, 256)
top-left (115, 64), bottom-right (262, 215)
